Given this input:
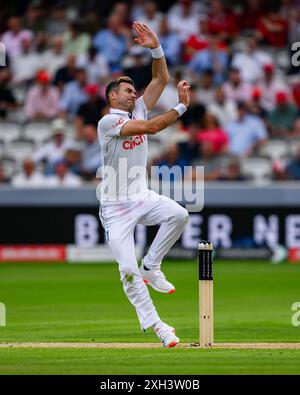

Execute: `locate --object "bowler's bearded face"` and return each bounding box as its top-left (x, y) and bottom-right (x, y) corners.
top-left (115, 82), bottom-right (137, 112)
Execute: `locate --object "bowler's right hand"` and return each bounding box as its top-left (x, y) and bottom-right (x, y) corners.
top-left (177, 80), bottom-right (190, 107)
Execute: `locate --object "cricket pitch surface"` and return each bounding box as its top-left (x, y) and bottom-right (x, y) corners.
top-left (1, 342), bottom-right (300, 349)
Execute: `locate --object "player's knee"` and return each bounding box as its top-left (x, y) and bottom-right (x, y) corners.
top-left (174, 207), bottom-right (189, 227)
top-left (120, 264), bottom-right (134, 277)
top-left (119, 264), bottom-right (140, 283)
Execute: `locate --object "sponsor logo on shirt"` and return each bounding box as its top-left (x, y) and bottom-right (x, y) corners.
top-left (122, 135), bottom-right (146, 150)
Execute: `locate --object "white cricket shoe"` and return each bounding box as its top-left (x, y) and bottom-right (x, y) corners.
top-left (154, 322), bottom-right (180, 348)
top-left (139, 265), bottom-right (175, 294)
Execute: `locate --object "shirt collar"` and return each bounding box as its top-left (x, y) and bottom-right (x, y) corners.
top-left (110, 107), bottom-right (132, 116)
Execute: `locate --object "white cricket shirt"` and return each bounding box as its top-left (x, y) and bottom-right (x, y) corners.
top-left (97, 96), bottom-right (149, 201)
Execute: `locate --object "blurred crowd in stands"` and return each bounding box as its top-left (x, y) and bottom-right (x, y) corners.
top-left (0, 0), bottom-right (300, 186)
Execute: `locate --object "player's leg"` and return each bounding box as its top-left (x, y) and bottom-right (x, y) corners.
top-left (106, 221), bottom-right (180, 346)
top-left (99, 203), bottom-right (180, 346)
top-left (105, 218), bottom-right (161, 330)
top-left (138, 191), bottom-right (189, 293)
top-left (100, 201), bottom-right (161, 330)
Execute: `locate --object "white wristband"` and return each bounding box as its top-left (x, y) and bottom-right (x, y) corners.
top-left (173, 103), bottom-right (187, 117)
top-left (151, 46), bottom-right (164, 59)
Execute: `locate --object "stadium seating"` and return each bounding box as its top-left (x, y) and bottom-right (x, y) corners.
top-left (258, 139), bottom-right (290, 161)
top-left (0, 1), bottom-right (299, 185)
top-left (0, 123), bottom-right (21, 145)
top-left (240, 156), bottom-right (273, 181)
top-left (23, 122), bottom-right (52, 145)
top-left (5, 139), bottom-right (36, 163)
top-left (65, 123), bottom-right (76, 139)
top-left (1, 157), bottom-right (16, 178)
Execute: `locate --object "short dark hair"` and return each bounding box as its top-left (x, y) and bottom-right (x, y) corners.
top-left (105, 76), bottom-right (135, 105)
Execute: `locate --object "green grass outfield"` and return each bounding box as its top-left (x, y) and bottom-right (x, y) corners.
top-left (0, 260), bottom-right (300, 374)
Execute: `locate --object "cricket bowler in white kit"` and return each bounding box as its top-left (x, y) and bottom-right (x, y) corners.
top-left (97, 22), bottom-right (190, 348)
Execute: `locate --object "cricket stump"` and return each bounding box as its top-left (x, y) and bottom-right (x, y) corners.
top-left (199, 241), bottom-right (214, 348)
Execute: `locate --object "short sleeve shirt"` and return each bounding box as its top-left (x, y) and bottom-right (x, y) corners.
top-left (97, 96), bottom-right (149, 201)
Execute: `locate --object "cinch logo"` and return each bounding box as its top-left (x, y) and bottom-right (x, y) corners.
top-left (122, 135), bottom-right (146, 150)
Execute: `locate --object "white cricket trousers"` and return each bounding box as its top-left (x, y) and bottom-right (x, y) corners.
top-left (99, 189), bottom-right (189, 330)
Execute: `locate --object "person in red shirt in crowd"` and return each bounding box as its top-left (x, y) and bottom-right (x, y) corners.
top-left (207, 0), bottom-right (239, 41)
top-left (183, 17), bottom-right (209, 63)
top-left (196, 111), bottom-right (228, 155)
top-left (256, 5), bottom-right (289, 47)
top-left (183, 17), bottom-right (227, 63)
top-left (188, 112), bottom-right (228, 181)
top-left (239, 0), bottom-right (266, 32)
